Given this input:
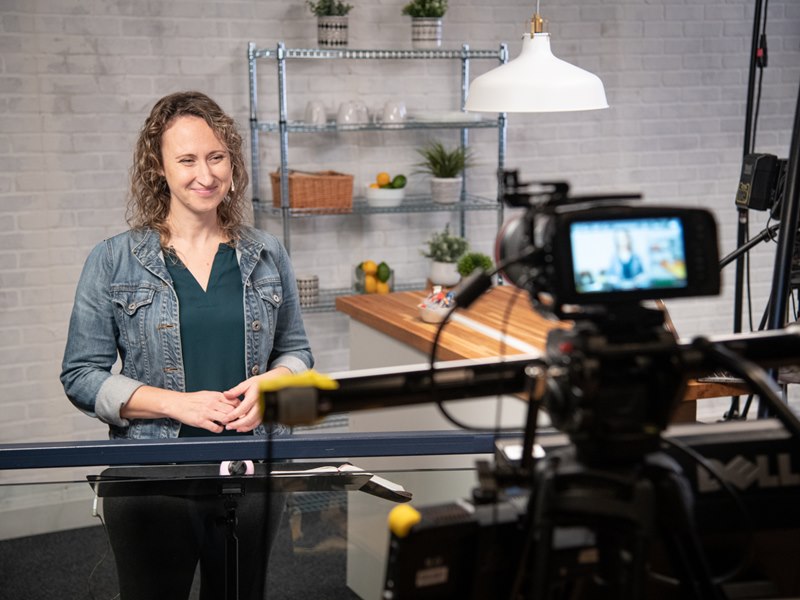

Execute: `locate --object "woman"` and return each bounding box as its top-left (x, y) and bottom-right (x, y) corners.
top-left (61, 91), bottom-right (313, 599)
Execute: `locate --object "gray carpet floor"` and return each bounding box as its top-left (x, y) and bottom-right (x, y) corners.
top-left (0, 492), bottom-right (359, 600)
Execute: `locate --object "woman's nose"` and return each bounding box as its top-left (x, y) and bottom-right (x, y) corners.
top-left (196, 161), bottom-right (215, 185)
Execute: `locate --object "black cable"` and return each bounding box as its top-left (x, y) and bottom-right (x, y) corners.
top-left (428, 289), bottom-right (527, 433)
top-left (427, 256), bottom-right (537, 433)
top-left (661, 436), bottom-right (755, 585)
top-left (88, 511), bottom-right (121, 600)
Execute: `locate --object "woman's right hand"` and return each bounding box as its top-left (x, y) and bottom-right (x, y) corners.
top-left (173, 391), bottom-right (241, 433)
top-left (121, 386), bottom-right (241, 433)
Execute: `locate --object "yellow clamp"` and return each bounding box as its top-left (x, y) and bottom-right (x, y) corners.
top-left (258, 369), bottom-right (340, 393)
top-left (388, 504), bottom-right (421, 538)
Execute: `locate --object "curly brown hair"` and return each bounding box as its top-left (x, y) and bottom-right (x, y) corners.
top-left (127, 91), bottom-right (249, 244)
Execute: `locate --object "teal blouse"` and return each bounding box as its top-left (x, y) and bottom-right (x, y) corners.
top-left (165, 243), bottom-right (248, 438)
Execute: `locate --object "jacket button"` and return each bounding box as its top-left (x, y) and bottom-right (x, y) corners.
top-left (245, 280), bottom-right (251, 287)
top-left (252, 320), bottom-right (262, 331)
top-left (128, 303), bottom-right (136, 311)
top-left (251, 365), bottom-right (260, 376)
top-left (272, 294), bottom-right (280, 303)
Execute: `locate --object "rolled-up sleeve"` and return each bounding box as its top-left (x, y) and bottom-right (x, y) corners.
top-left (268, 242), bottom-right (314, 373)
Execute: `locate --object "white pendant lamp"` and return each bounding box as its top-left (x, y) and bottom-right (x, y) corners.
top-left (465, 12), bottom-right (608, 113)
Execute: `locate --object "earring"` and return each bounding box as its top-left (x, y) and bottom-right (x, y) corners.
top-left (231, 168), bottom-right (236, 193)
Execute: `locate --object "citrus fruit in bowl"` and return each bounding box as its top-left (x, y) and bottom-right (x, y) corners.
top-left (354, 260), bottom-right (394, 294)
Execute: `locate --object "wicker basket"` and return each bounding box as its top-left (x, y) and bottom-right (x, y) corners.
top-left (270, 170), bottom-right (353, 212)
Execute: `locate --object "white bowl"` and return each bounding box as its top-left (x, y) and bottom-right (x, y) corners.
top-left (365, 185), bottom-right (405, 208)
top-left (419, 305), bottom-right (449, 324)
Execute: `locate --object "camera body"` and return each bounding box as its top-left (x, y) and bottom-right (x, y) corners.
top-left (497, 199), bottom-right (721, 315)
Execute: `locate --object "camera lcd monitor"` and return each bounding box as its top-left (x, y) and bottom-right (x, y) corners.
top-left (570, 217), bottom-right (688, 295)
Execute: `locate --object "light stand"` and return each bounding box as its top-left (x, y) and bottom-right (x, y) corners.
top-left (731, 0), bottom-right (768, 418)
top-left (761, 80), bottom-right (800, 417)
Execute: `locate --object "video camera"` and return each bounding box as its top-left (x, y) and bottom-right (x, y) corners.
top-left (494, 174), bottom-right (720, 316)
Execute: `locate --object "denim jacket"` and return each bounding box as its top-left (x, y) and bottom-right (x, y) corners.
top-left (60, 226), bottom-right (313, 439)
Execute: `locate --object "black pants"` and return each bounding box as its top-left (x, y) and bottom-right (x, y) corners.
top-left (103, 491), bottom-right (286, 600)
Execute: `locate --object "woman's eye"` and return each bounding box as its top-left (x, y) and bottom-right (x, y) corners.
top-left (210, 154), bottom-right (226, 163)
top-left (179, 158), bottom-right (195, 165)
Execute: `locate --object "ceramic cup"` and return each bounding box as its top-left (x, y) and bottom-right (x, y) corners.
top-left (304, 100), bottom-right (327, 126)
top-left (337, 101), bottom-right (358, 126)
top-left (382, 100), bottom-right (406, 124)
top-left (352, 100), bottom-right (369, 124)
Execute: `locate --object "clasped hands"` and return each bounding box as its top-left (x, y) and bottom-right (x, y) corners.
top-left (185, 367), bottom-right (292, 433)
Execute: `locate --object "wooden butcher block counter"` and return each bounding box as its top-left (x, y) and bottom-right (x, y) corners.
top-left (336, 285), bottom-right (749, 422)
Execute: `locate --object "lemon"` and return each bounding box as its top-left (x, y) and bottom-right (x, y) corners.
top-left (364, 274), bottom-right (378, 293)
top-left (376, 172), bottom-right (391, 188)
top-left (369, 182), bottom-right (380, 189)
top-left (376, 281), bottom-right (390, 294)
top-left (377, 261), bottom-right (391, 283)
top-left (361, 260), bottom-right (378, 276)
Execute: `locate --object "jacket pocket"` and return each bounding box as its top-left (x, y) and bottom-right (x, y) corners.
top-left (253, 279), bottom-right (283, 333)
top-left (111, 286), bottom-right (156, 316)
top-left (110, 285), bottom-right (159, 374)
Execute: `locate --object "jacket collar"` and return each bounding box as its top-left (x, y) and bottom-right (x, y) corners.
top-left (235, 227), bottom-right (265, 282)
top-left (130, 228), bottom-right (171, 283)
top-left (129, 227), bottom-right (266, 283)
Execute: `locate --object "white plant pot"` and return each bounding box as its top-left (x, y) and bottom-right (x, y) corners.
top-left (430, 176), bottom-right (462, 205)
top-left (317, 16), bottom-right (348, 48)
top-left (411, 17), bottom-right (443, 50)
top-left (429, 260), bottom-right (460, 286)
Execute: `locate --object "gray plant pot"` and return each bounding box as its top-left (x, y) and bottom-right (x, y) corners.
top-left (317, 16), bottom-right (348, 48)
top-left (429, 260), bottom-right (460, 286)
top-left (430, 176), bottom-right (462, 204)
top-left (411, 17), bottom-right (442, 50)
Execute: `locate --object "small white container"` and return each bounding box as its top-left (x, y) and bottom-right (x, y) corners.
top-left (419, 305), bottom-right (449, 324)
top-left (365, 185), bottom-right (405, 208)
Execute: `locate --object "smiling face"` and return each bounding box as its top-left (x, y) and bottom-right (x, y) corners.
top-left (160, 115), bottom-right (232, 223)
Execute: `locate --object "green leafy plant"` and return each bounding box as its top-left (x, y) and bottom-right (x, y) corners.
top-left (457, 251), bottom-right (493, 277)
top-left (401, 0), bottom-right (448, 18)
top-left (307, 0), bottom-right (353, 16)
top-left (422, 223), bottom-right (469, 263)
top-left (415, 141), bottom-right (473, 179)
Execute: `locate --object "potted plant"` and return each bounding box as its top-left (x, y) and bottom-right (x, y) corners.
top-left (308, 0), bottom-right (353, 48)
top-left (415, 140), bottom-right (473, 204)
top-left (457, 251), bottom-right (493, 278)
top-left (401, 0), bottom-right (448, 49)
top-left (421, 223), bottom-right (469, 286)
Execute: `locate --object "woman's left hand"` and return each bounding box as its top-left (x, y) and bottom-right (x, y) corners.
top-left (222, 366), bottom-right (293, 432)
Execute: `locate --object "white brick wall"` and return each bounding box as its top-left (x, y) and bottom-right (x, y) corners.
top-left (0, 0), bottom-right (798, 454)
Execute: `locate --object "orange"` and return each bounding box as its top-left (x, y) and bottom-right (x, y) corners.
top-left (361, 260), bottom-right (378, 275)
top-left (376, 172), bottom-right (391, 187)
top-left (376, 281), bottom-right (390, 294)
top-left (364, 274), bottom-right (378, 293)
top-left (369, 182), bottom-right (380, 188)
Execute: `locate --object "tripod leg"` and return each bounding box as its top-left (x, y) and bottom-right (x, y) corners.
top-left (224, 500), bottom-right (239, 600)
top-left (652, 463), bottom-right (727, 600)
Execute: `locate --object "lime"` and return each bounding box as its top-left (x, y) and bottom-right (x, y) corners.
top-left (391, 174), bottom-right (407, 189)
top-left (377, 261), bottom-right (391, 283)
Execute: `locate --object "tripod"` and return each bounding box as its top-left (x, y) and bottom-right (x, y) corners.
top-left (508, 314), bottom-right (729, 599)
top-left (515, 445), bottom-right (725, 600)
